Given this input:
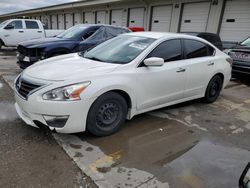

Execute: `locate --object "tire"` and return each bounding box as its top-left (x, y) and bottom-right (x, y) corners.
top-left (204, 75), bottom-right (223, 103)
top-left (87, 92), bottom-right (128, 136)
top-left (0, 41), bottom-right (2, 49)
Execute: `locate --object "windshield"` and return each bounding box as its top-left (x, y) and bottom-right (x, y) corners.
top-left (0, 20), bottom-right (9, 28)
top-left (57, 25), bottom-right (88, 39)
top-left (241, 37), bottom-right (250, 46)
top-left (83, 35), bottom-right (156, 64)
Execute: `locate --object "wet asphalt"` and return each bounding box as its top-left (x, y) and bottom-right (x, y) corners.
top-left (0, 49), bottom-right (91, 188)
top-left (0, 48), bottom-right (249, 188)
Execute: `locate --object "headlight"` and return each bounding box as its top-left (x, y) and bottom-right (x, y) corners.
top-left (43, 82), bottom-right (91, 101)
top-left (40, 51), bottom-right (46, 60)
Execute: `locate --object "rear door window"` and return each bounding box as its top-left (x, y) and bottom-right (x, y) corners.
top-left (25, 21), bottom-right (39, 29)
top-left (184, 39), bottom-right (209, 59)
top-left (147, 39), bottom-right (182, 62)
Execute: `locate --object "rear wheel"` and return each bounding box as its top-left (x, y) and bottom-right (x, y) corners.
top-left (0, 41), bottom-right (3, 49)
top-left (204, 75), bottom-right (223, 103)
top-left (87, 92), bottom-right (128, 136)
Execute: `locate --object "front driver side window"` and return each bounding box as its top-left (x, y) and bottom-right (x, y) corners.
top-left (8, 21), bottom-right (23, 29)
top-left (147, 39), bottom-right (182, 62)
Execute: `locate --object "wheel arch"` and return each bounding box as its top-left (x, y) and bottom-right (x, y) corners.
top-left (88, 88), bottom-right (135, 119)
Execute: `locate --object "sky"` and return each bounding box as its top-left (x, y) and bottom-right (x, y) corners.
top-left (0, 0), bottom-right (79, 15)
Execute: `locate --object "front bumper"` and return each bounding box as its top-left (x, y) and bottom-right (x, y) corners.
top-left (232, 62), bottom-right (250, 75)
top-left (14, 90), bottom-right (96, 134)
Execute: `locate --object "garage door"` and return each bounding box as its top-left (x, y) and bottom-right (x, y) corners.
top-left (65, 13), bottom-right (73, 29)
top-left (74, 13), bottom-right (82, 25)
top-left (128, 8), bottom-right (145, 27)
top-left (84, 12), bottom-right (94, 24)
top-left (111, 9), bottom-right (123, 26)
top-left (96, 11), bottom-right (107, 24)
top-left (58, 14), bottom-right (64, 29)
top-left (180, 2), bottom-right (211, 32)
top-left (51, 15), bottom-right (57, 29)
top-left (151, 5), bottom-right (173, 32)
top-left (220, 0), bottom-right (250, 42)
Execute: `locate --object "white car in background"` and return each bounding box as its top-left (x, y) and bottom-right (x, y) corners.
top-left (0, 19), bottom-right (64, 48)
top-left (14, 32), bottom-right (232, 136)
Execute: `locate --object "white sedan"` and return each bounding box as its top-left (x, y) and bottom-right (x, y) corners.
top-left (14, 32), bottom-right (232, 136)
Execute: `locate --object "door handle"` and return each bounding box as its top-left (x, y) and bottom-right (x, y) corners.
top-left (37, 31), bottom-right (42, 33)
top-left (18, 31), bottom-right (24, 33)
top-left (208, 62), bottom-right (214, 66)
top-left (176, 68), bottom-right (186, 73)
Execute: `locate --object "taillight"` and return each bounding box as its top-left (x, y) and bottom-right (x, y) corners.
top-left (226, 58), bottom-right (233, 66)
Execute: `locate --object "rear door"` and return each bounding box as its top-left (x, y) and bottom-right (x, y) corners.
top-left (4, 20), bottom-right (26, 46)
top-left (183, 39), bottom-right (216, 98)
top-left (24, 20), bottom-right (44, 41)
top-left (136, 39), bottom-right (187, 110)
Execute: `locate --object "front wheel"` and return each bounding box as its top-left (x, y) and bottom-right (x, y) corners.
top-left (87, 92), bottom-right (128, 136)
top-left (204, 75), bottom-right (223, 103)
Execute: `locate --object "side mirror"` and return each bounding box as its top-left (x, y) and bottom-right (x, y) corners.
top-left (4, 24), bottom-right (14, 30)
top-left (239, 162), bottom-right (250, 188)
top-left (144, 57), bottom-right (164, 67)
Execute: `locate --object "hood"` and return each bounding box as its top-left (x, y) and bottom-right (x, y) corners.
top-left (19, 37), bottom-right (76, 48)
top-left (24, 53), bottom-right (119, 81)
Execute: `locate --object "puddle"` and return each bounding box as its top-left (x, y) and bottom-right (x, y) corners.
top-left (163, 140), bottom-right (250, 188)
top-left (0, 102), bottom-right (18, 121)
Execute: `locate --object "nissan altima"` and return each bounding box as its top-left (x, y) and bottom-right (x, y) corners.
top-left (14, 32), bottom-right (232, 136)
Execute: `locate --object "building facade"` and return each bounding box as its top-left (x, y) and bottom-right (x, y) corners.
top-left (0, 0), bottom-right (250, 42)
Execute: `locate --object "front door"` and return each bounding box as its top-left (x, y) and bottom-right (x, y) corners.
top-left (136, 39), bottom-right (187, 111)
top-left (3, 20), bottom-right (25, 46)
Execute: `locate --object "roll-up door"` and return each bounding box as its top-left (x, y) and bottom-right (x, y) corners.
top-left (128, 8), bottom-right (145, 27)
top-left (84, 12), bottom-right (94, 24)
top-left (151, 5), bottom-right (173, 32)
top-left (96, 11), bottom-right (107, 24)
top-left (74, 13), bottom-right (82, 25)
top-left (111, 9), bottom-right (123, 26)
top-left (58, 14), bottom-right (64, 29)
top-left (220, 0), bottom-right (250, 42)
top-left (180, 2), bottom-right (211, 32)
top-left (65, 13), bottom-right (73, 29)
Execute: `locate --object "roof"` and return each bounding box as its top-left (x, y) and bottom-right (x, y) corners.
top-left (123, 31), bottom-right (203, 40)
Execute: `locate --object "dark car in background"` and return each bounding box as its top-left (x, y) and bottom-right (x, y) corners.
top-left (17, 24), bottom-right (130, 69)
top-left (182, 32), bottom-right (223, 51)
top-left (225, 37), bottom-right (250, 77)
